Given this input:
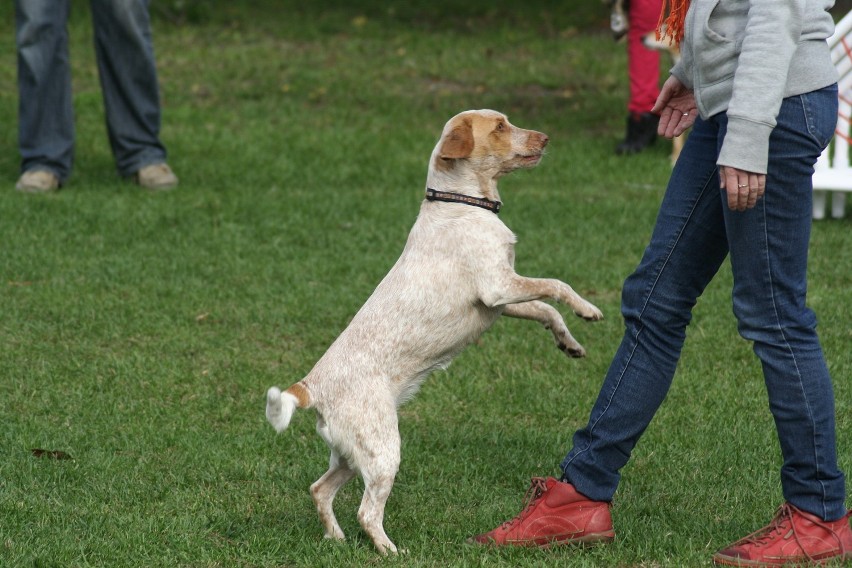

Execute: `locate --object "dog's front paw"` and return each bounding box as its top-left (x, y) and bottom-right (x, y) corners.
top-left (558, 341), bottom-right (586, 358)
top-left (551, 324), bottom-right (586, 357)
top-left (575, 301), bottom-right (603, 322)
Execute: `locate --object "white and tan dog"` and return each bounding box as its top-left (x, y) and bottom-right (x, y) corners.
top-left (266, 109), bottom-right (602, 554)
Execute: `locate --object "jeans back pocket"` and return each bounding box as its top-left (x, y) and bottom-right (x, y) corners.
top-left (801, 84), bottom-right (839, 151)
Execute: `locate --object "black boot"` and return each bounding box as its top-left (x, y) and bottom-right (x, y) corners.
top-left (615, 112), bottom-right (659, 155)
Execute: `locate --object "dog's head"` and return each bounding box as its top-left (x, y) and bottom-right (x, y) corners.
top-left (432, 110), bottom-right (549, 177)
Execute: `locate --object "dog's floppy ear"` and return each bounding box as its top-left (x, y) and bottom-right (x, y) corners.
top-left (438, 118), bottom-right (474, 160)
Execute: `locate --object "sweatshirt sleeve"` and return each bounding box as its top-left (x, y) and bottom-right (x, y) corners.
top-left (717, 0), bottom-right (805, 174)
top-left (670, 50), bottom-right (693, 90)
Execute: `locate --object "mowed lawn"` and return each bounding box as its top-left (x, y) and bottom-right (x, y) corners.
top-left (0, 2), bottom-right (849, 567)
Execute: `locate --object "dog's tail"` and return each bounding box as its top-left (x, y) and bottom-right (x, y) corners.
top-left (265, 383), bottom-right (311, 433)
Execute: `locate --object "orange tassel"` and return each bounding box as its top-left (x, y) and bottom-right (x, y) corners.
top-left (656, 0), bottom-right (690, 46)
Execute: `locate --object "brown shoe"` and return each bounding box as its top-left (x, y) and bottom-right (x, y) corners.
top-left (468, 477), bottom-right (614, 548)
top-left (713, 503), bottom-right (852, 566)
top-left (15, 170), bottom-right (60, 193)
top-left (135, 163), bottom-right (178, 190)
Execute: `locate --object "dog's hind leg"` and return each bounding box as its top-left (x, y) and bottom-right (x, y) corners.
top-left (502, 301), bottom-right (586, 358)
top-left (311, 417), bottom-right (356, 540)
top-left (351, 417), bottom-right (401, 554)
top-left (310, 449), bottom-right (356, 541)
top-left (357, 461), bottom-right (400, 554)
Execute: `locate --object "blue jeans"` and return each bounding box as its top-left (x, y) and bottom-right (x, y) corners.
top-left (561, 84), bottom-right (846, 521)
top-left (16, 0), bottom-right (167, 182)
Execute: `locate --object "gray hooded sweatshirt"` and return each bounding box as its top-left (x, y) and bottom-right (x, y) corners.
top-left (671, 0), bottom-right (838, 174)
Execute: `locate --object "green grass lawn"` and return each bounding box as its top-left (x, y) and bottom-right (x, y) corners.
top-left (0, 3), bottom-right (849, 566)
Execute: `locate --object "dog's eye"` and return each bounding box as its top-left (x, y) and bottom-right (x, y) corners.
top-left (495, 122), bottom-right (505, 132)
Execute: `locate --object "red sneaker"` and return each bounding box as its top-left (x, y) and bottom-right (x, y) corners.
top-left (468, 477), bottom-right (614, 548)
top-left (713, 504), bottom-right (852, 566)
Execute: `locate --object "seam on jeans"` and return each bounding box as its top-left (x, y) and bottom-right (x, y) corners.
top-left (758, 195), bottom-right (828, 516)
top-left (564, 166), bottom-right (719, 470)
top-left (799, 90), bottom-right (838, 151)
top-left (799, 93), bottom-right (822, 148)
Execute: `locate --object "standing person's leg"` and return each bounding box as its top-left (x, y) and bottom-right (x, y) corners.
top-left (713, 85), bottom-right (852, 565)
top-left (470, 115), bottom-right (730, 546)
top-left (738, 86), bottom-right (846, 521)
top-left (90, 0), bottom-right (175, 186)
top-left (616, 0), bottom-right (663, 155)
top-left (563, 114), bottom-right (727, 498)
top-left (15, 0), bottom-right (73, 189)
top-left (626, 0), bottom-right (662, 115)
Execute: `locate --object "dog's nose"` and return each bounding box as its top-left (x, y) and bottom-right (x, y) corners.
top-left (541, 134), bottom-right (549, 147)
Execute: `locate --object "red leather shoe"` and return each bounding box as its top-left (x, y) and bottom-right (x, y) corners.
top-left (468, 477), bottom-right (614, 548)
top-left (713, 503), bottom-right (852, 566)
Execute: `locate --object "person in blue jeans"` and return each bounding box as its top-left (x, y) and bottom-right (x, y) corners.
top-left (471, 0), bottom-right (851, 564)
top-left (15, 0), bottom-right (178, 193)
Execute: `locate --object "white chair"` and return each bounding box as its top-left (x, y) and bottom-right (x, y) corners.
top-left (813, 10), bottom-right (852, 220)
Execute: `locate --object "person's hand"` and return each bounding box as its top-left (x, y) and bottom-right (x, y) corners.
top-left (719, 166), bottom-right (766, 211)
top-left (651, 75), bottom-right (697, 139)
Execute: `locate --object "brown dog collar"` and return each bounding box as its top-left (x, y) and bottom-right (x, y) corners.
top-left (425, 188), bottom-right (502, 214)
